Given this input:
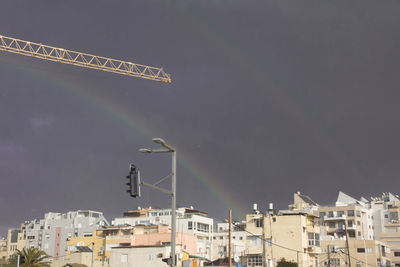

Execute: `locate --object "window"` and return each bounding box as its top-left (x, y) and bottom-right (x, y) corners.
top-left (219, 236), bottom-right (223, 240)
top-left (188, 221), bottom-right (192, 230)
top-left (358, 231), bottom-right (361, 237)
top-left (213, 237), bottom-right (216, 240)
top-left (121, 254), bottom-right (128, 263)
top-left (348, 231), bottom-right (356, 238)
top-left (197, 223), bottom-right (209, 233)
top-left (248, 236), bottom-right (262, 247)
top-left (337, 211), bottom-right (344, 217)
top-left (348, 220), bottom-right (354, 227)
top-left (357, 221), bottom-right (361, 226)
top-left (240, 237), bottom-right (243, 240)
top-left (395, 252), bottom-right (400, 257)
top-left (308, 233), bottom-right (320, 246)
top-left (255, 219), bottom-right (263, 228)
top-left (348, 210), bottom-right (355, 216)
top-left (390, 212), bottom-right (399, 222)
top-left (357, 248), bottom-right (365, 253)
top-left (329, 259), bottom-right (340, 266)
top-left (328, 222), bottom-right (336, 228)
top-left (385, 214), bottom-right (389, 219)
top-left (328, 211), bottom-right (334, 218)
top-left (338, 221), bottom-right (345, 230)
top-left (356, 210), bottom-right (361, 217)
top-left (248, 255), bottom-right (262, 266)
top-left (319, 212), bottom-right (326, 218)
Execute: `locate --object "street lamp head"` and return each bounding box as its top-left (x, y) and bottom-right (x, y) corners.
top-left (152, 137), bottom-right (175, 152)
top-left (139, 148), bottom-right (152, 153)
top-left (152, 138), bottom-right (166, 146)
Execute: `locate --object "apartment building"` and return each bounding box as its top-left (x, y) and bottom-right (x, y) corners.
top-left (0, 237), bottom-right (7, 262)
top-left (370, 192), bottom-right (400, 267)
top-left (320, 239), bottom-right (391, 267)
top-left (245, 204), bottom-right (321, 267)
top-left (6, 226), bottom-right (26, 259)
top-left (7, 210), bottom-right (108, 259)
top-left (67, 224), bottom-right (197, 267)
top-left (212, 221), bottom-right (246, 260)
top-left (113, 207), bottom-right (214, 259)
top-left (318, 192), bottom-right (374, 241)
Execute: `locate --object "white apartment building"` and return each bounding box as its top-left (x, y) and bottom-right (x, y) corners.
top-left (113, 207), bottom-right (214, 259)
top-left (23, 210), bottom-right (108, 258)
top-left (212, 221), bottom-right (246, 260)
top-left (319, 191), bottom-right (374, 241)
top-left (370, 192), bottom-right (400, 267)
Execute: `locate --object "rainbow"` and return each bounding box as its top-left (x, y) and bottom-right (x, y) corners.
top-left (0, 54), bottom-right (248, 220)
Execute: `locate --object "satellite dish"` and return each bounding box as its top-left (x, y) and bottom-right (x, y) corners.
top-left (234, 256), bottom-right (240, 262)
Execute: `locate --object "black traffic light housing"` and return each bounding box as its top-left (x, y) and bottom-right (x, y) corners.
top-left (162, 256), bottom-right (177, 266)
top-left (126, 164), bottom-right (140, 198)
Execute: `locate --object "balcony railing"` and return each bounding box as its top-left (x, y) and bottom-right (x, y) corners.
top-left (324, 215), bottom-right (347, 221)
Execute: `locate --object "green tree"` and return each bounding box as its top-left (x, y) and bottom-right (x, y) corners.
top-left (277, 258), bottom-right (298, 267)
top-left (15, 248), bottom-right (51, 267)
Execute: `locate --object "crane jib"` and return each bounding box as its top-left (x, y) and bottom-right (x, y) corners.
top-left (0, 34), bottom-right (171, 83)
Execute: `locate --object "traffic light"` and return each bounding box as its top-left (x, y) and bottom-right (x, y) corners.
top-left (126, 164), bottom-right (140, 198)
top-left (161, 255), bottom-right (177, 266)
top-left (162, 257), bottom-right (171, 265)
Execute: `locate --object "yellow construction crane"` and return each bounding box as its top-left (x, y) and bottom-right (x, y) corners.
top-left (0, 34), bottom-right (171, 83)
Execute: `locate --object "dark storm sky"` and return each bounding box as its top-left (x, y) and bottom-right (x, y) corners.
top-left (2, 0), bottom-right (400, 237)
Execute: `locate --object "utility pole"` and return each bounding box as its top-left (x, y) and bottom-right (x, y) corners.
top-left (91, 242), bottom-right (95, 267)
top-left (327, 245), bottom-right (331, 267)
top-left (263, 215), bottom-right (267, 267)
top-left (344, 221), bottom-right (351, 267)
top-left (229, 209), bottom-right (232, 267)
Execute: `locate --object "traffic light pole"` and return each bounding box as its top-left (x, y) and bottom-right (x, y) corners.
top-left (138, 138), bottom-right (177, 267)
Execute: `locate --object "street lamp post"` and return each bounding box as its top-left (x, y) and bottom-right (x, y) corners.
top-left (139, 138), bottom-right (176, 267)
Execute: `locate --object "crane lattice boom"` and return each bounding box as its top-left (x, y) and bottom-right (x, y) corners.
top-left (0, 34), bottom-right (171, 83)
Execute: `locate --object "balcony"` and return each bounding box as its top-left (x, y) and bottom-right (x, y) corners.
top-left (324, 215), bottom-right (347, 221)
top-left (384, 220), bottom-right (400, 227)
top-left (307, 245), bottom-right (322, 254)
top-left (105, 235), bottom-right (132, 240)
top-left (347, 225), bottom-right (356, 230)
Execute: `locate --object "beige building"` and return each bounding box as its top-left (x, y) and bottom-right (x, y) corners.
top-left (6, 226), bottom-right (26, 259)
top-left (0, 238), bottom-right (7, 263)
top-left (245, 204), bottom-right (321, 267)
top-left (321, 239), bottom-right (391, 267)
top-left (110, 244), bottom-right (185, 267)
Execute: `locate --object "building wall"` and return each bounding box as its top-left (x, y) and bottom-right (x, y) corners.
top-left (212, 222), bottom-right (246, 260)
top-left (0, 238), bottom-right (7, 261)
top-left (246, 211), bottom-right (320, 267)
top-left (110, 246), bottom-right (176, 267)
top-left (320, 239), bottom-right (391, 267)
top-left (6, 228), bottom-right (25, 259)
top-left (113, 207), bottom-right (213, 260)
top-left (133, 232), bottom-right (196, 255)
top-left (318, 205), bottom-right (374, 240)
